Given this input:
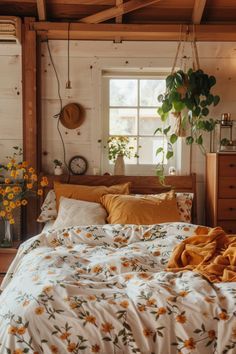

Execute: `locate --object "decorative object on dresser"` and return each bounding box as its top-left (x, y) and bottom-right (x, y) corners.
top-left (0, 243), bottom-right (19, 286)
top-left (53, 159), bottom-right (63, 175)
top-left (210, 114), bottom-right (236, 152)
top-left (206, 153), bottom-right (236, 233)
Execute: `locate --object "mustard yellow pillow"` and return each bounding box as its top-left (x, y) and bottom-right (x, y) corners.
top-left (100, 191), bottom-right (181, 225)
top-left (54, 181), bottom-right (131, 209)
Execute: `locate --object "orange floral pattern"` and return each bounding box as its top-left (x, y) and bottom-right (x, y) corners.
top-left (0, 223), bottom-right (235, 353)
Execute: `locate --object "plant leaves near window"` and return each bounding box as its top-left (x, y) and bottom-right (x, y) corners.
top-left (156, 68), bottom-right (220, 182)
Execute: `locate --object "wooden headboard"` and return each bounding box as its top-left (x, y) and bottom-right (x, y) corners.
top-left (43, 173), bottom-right (197, 223)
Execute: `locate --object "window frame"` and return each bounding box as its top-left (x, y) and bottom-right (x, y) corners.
top-left (101, 72), bottom-right (180, 176)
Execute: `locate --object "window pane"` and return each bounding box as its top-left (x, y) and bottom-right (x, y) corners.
top-left (139, 108), bottom-right (163, 136)
top-left (140, 79), bottom-right (166, 107)
top-left (110, 79), bottom-right (137, 106)
top-left (109, 108), bottom-right (137, 135)
top-left (139, 137), bottom-right (167, 165)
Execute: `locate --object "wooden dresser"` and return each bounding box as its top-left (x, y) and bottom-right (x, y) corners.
top-left (0, 245), bottom-right (18, 285)
top-left (206, 153), bottom-right (236, 233)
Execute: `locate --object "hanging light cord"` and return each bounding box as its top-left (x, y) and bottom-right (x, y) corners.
top-left (66, 22), bottom-right (71, 88)
top-left (46, 40), bottom-right (70, 181)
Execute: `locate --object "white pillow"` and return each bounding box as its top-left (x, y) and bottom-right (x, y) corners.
top-left (53, 197), bottom-right (107, 229)
top-left (37, 189), bottom-right (57, 223)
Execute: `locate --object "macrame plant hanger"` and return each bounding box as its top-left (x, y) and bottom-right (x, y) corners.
top-left (170, 25), bottom-right (200, 138)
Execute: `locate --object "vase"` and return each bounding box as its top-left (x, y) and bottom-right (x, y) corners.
top-left (54, 166), bottom-right (63, 175)
top-left (0, 219), bottom-right (13, 248)
top-left (114, 154), bottom-right (125, 175)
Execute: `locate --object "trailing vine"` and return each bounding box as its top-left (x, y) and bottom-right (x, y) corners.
top-left (156, 68), bottom-right (220, 182)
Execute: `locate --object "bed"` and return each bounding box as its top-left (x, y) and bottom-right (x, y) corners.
top-left (0, 175), bottom-right (235, 354)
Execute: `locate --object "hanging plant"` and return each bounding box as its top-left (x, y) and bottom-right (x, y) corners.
top-left (155, 68), bottom-right (220, 182)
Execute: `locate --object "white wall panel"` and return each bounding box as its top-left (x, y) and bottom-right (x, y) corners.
top-left (0, 45), bottom-right (22, 162)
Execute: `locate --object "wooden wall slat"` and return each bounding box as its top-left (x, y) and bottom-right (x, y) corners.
top-left (22, 17), bottom-right (41, 238)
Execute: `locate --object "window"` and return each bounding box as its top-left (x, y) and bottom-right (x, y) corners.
top-left (102, 74), bottom-right (178, 175)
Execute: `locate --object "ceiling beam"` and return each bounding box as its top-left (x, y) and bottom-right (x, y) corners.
top-left (116, 0), bottom-right (123, 24)
top-left (192, 0), bottom-right (206, 24)
top-left (37, 0), bottom-right (47, 21)
top-left (80, 0), bottom-right (162, 24)
top-left (33, 22), bottom-right (236, 42)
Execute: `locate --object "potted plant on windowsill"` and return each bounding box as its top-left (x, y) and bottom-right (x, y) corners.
top-left (107, 136), bottom-right (139, 175)
top-left (156, 68), bottom-right (220, 182)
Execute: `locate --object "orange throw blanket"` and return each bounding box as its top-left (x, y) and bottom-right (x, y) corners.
top-left (166, 226), bottom-right (236, 282)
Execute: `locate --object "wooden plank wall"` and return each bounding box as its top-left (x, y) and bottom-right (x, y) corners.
top-left (1, 39), bottom-right (236, 226)
top-left (0, 44), bottom-right (22, 157)
top-left (40, 40), bottom-right (236, 223)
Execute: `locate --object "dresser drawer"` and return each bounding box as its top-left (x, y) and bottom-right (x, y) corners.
top-left (218, 199), bottom-right (236, 220)
top-left (0, 252), bottom-right (16, 273)
top-left (218, 221), bottom-right (236, 234)
top-left (218, 155), bottom-right (236, 177)
top-left (219, 178), bottom-right (236, 198)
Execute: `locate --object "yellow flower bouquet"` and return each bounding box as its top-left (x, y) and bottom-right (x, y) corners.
top-left (0, 147), bottom-right (48, 247)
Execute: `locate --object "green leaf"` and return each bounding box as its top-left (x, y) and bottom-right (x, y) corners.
top-left (166, 74), bottom-right (175, 90)
top-left (173, 100), bottom-right (185, 112)
top-left (192, 106), bottom-right (201, 117)
top-left (166, 151), bottom-right (173, 160)
top-left (163, 126), bottom-right (171, 135)
top-left (201, 107), bottom-right (209, 116)
top-left (200, 100), bottom-right (207, 107)
top-left (175, 71), bottom-right (184, 86)
top-left (170, 134), bottom-right (178, 144)
top-left (187, 68), bottom-right (193, 76)
top-left (154, 127), bottom-right (162, 135)
top-left (209, 75), bottom-right (216, 87)
top-left (206, 94), bottom-right (214, 105)
top-left (213, 95), bottom-right (220, 106)
top-left (196, 135), bottom-right (203, 145)
top-left (162, 100), bottom-right (172, 113)
top-left (184, 98), bottom-right (194, 110)
top-left (157, 107), bottom-right (169, 122)
top-left (156, 147), bottom-right (164, 155)
top-left (169, 91), bottom-right (180, 103)
top-left (186, 136), bottom-right (194, 145)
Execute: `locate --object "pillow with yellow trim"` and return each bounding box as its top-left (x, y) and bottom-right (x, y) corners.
top-left (54, 181), bottom-right (131, 209)
top-left (100, 190), bottom-right (181, 225)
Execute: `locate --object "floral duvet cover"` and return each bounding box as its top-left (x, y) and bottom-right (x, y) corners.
top-left (0, 222), bottom-right (236, 354)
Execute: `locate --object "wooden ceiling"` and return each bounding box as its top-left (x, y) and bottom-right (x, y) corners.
top-left (1, 0), bottom-right (236, 24)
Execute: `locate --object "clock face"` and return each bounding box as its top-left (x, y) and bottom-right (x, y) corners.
top-left (69, 156), bottom-right (88, 175)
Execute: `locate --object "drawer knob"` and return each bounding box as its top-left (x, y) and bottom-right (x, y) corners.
top-left (229, 185), bottom-right (235, 189)
top-left (229, 163), bottom-right (235, 168)
top-left (229, 207), bottom-right (235, 211)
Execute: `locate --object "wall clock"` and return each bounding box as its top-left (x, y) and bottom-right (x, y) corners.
top-left (68, 156), bottom-right (88, 175)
